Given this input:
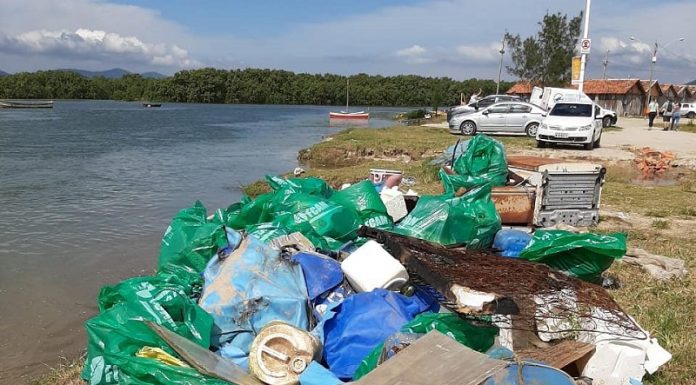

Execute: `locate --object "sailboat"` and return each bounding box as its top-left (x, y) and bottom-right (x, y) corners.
top-left (329, 79), bottom-right (369, 119)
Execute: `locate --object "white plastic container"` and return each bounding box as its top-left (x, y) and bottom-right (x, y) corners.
top-left (380, 187), bottom-right (408, 222)
top-left (341, 240), bottom-right (409, 292)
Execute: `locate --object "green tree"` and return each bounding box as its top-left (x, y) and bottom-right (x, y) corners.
top-left (504, 12), bottom-right (582, 87)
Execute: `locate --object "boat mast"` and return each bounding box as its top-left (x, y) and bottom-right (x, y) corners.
top-left (346, 78), bottom-right (349, 112)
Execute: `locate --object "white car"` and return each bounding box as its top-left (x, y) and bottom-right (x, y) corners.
top-left (536, 102), bottom-right (603, 150)
top-left (679, 102), bottom-right (696, 119)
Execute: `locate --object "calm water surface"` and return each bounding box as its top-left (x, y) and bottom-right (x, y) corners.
top-left (0, 101), bottom-right (404, 383)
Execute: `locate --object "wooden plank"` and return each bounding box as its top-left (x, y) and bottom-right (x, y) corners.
top-left (516, 340), bottom-right (595, 370)
top-left (356, 331), bottom-right (506, 385)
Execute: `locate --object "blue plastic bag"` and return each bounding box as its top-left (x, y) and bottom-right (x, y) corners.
top-left (493, 229), bottom-right (532, 258)
top-left (291, 252), bottom-right (344, 300)
top-left (198, 229), bottom-right (309, 368)
top-left (320, 289), bottom-right (434, 380)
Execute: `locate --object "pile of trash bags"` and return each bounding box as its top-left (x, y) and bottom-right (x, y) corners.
top-left (82, 135), bottom-right (669, 385)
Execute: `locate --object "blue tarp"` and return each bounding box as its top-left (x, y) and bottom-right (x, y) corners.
top-left (320, 289), bottom-right (435, 380)
top-left (292, 252), bottom-right (344, 300)
top-left (198, 229), bottom-right (309, 368)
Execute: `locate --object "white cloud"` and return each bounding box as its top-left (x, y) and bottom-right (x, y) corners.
top-left (395, 45), bottom-right (432, 64)
top-left (0, 29), bottom-right (199, 68)
top-left (455, 42), bottom-right (501, 63)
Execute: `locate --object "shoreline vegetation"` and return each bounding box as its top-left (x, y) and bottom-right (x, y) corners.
top-left (30, 125), bottom-right (696, 385)
top-left (0, 68), bottom-right (513, 108)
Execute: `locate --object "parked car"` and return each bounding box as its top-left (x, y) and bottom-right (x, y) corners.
top-left (448, 101), bottom-right (546, 136)
top-left (529, 86), bottom-right (617, 127)
top-left (536, 102), bottom-right (603, 150)
top-left (447, 95), bottom-right (521, 121)
top-left (679, 102), bottom-right (696, 119)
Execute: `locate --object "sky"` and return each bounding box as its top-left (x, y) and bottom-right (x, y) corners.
top-left (1, 0), bottom-right (695, 83)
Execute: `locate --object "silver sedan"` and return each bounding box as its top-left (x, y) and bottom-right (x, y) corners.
top-left (448, 102), bottom-right (546, 137)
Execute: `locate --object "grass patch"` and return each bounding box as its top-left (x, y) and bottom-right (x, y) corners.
top-left (27, 355), bottom-right (84, 385)
top-left (651, 219), bottom-right (670, 229)
top-left (678, 207), bottom-right (696, 217)
top-left (298, 126), bottom-right (533, 168)
top-left (603, 126), bottom-right (624, 132)
top-left (602, 162), bottom-right (696, 216)
top-left (242, 179), bottom-right (272, 197)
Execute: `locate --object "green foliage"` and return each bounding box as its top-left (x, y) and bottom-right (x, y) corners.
top-left (405, 109), bottom-right (428, 119)
top-left (505, 12), bottom-right (583, 86)
top-left (0, 68), bottom-right (514, 107)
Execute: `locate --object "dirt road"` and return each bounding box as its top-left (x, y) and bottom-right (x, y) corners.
top-left (426, 117), bottom-right (696, 166)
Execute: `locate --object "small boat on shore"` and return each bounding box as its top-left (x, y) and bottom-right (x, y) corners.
top-left (329, 111), bottom-right (370, 119)
top-left (143, 103), bottom-right (162, 108)
top-left (329, 79), bottom-right (369, 120)
top-left (0, 100), bottom-right (54, 109)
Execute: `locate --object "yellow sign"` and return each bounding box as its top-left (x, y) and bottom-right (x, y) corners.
top-left (571, 56), bottom-right (581, 85)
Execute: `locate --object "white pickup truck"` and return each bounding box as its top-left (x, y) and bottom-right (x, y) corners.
top-left (530, 86), bottom-right (617, 128)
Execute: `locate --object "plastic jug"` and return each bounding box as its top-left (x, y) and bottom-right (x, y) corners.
top-left (341, 240), bottom-right (409, 292)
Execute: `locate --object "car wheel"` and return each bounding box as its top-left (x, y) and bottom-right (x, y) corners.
top-left (460, 121), bottom-right (477, 135)
top-left (602, 116), bottom-right (612, 128)
top-left (584, 136), bottom-right (595, 150)
top-left (536, 140), bottom-right (546, 148)
top-left (688, 112), bottom-right (696, 119)
top-left (594, 133), bottom-right (601, 148)
top-left (525, 122), bottom-right (539, 137)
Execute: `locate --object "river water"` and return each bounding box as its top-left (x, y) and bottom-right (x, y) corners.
top-left (0, 101), bottom-right (402, 383)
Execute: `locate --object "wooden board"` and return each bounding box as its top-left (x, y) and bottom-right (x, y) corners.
top-left (516, 340), bottom-right (595, 370)
top-left (356, 331), bottom-right (506, 385)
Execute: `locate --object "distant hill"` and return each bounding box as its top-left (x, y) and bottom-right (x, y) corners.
top-left (688, 79), bottom-right (696, 85)
top-left (141, 71), bottom-right (168, 79)
top-left (0, 70), bottom-right (8, 77)
top-left (58, 68), bottom-right (167, 79)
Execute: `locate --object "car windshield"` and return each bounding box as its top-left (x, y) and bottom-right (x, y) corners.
top-left (550, 103), bottom-right (592, 117)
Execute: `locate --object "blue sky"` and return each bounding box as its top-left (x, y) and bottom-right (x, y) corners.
top-left (1, 0), bottom-right (695, 83)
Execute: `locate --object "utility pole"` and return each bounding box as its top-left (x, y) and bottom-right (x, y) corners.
top-left (578, 0), bottom-right (592, 93)
top-left (602, 49), bottom-right (609, 79)
top-left (646, 42), bottom-right (657, 108)
top-left (495, 33), bottom-right (506, 95)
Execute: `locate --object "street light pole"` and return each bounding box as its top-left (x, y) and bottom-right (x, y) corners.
top-left (578, 0), bottom-right (592, 93)
top-left (630, 36), bottom-right (684, 112)
top-left (495, 34), bottom-right (505, 95)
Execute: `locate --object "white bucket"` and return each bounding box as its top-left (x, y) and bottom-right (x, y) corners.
top-left (341, 240), bottom-right (409, 292)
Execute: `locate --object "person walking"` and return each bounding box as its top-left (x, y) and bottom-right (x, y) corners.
top-left (660, 98), bottom-right (673, 131)
top-left (671, 102), bottom-right (682, 131)
top-left (647, 99), bottom-right (659, 129)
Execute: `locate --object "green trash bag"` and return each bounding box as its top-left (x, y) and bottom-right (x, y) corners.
top-left (245, 222), bottom-right (292, 243)
top-left (353, 313), bottom-right (498, 380)
top-left (157, 201), bottom-right (228, 273)
top-left (442, 135), bottom-right (508, 194)
top-left (330, 180), bottom-right (393, 229)
top-left (98, 264), bottom-right (203, 313)
top-left (268, 191), bottom-right (362, 244)
top-left (393, 185), bottom-right (501, 248)
top-left (83, 272), bottom-right (221, 385)
top-left (214, 193), bottom-right (275, 230)
top-left (266, 175), bottom-right (333, 198)
top-left (519, 230), bottom-right (627, 282)
top-left (83, 304), bottom-right (226, 385)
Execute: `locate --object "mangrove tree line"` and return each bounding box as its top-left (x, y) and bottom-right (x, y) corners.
top-left (0, 68), bottom-right (513, 107)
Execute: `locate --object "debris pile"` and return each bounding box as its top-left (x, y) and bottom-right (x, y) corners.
top-left (634, 147), bottom-right (675, 179)
top-left (82, 135), bottom-right (674, 385)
